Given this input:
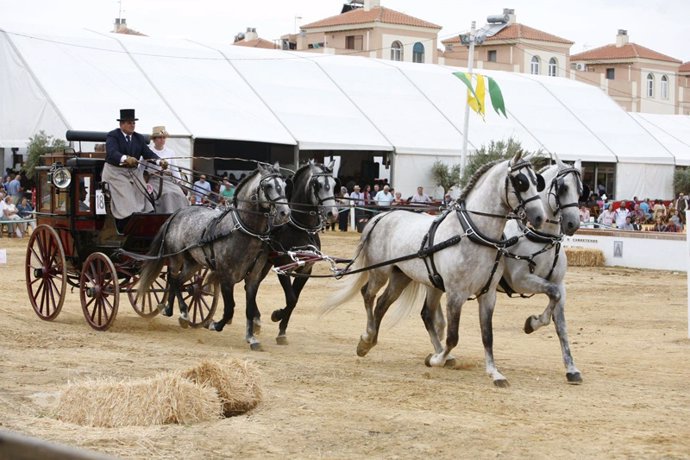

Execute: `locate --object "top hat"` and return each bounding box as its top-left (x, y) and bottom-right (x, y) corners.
top-left (151, 125), bottom-right (168, 137)
top-left (117, 108), bottom-right (138, 121)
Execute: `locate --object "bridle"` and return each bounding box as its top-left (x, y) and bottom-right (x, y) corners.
top-left (289, 166), bottom-right (336, 233)
top-left (505, 160), bottom-right (545, 219)
top-left (547, 166), bottom-right (582, 217)
top-left (233, 171), bottom-right (289, 232)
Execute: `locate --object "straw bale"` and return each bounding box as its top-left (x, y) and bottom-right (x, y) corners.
top-left (565, 247), bottom-right (605, 267)
top-left (54, 373), bottom-right (222, 427)
top-left (181, 358), bottom-right (262, 416)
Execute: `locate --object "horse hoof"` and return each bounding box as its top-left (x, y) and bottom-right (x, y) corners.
top-left (356, 339), bottom-right (371, 357)
top-left (208, 322), bottom-right (220, 332)
top-left (249, 342), bottom-right (263, 352)
top-left (276, 335), bottom-right (288, 345)
top-left (424, 354), bottom-right (433, 367)
top-left (444, 358), bottom-right (457, 369)
top-left (271, 309), bottom-right (283, 322)
top-left (178, 317), bottom-right (190, 329)
top-left (566, 372), bottom-right (583, 384)
top-left (523, 316), bottom-right (535, 334)
top-left (493, 378), bottom-right (510, 388)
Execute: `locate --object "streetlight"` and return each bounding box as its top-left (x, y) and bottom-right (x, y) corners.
top-left (459, 21), bottom-right (484, 172)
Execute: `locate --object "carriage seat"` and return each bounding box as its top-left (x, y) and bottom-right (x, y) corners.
top-left (66, 157), bottom-right (105, 168)
top-left (123, 213), bottom-right (171, 238)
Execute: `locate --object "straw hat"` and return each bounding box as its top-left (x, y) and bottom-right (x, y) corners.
top-left (151, 125), bottom-right (168, 137)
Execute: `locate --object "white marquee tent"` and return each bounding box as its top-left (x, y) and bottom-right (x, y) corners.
top-left (1, 22), bottom-right (688, 199)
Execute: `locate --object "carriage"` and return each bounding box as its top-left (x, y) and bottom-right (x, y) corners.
top-left (25, 131), bottom-right (218, 331)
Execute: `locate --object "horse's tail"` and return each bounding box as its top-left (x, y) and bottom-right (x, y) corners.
top-left (137, 220), bottom-right (169, 299)
top-left (385, 280), bottom-right (426, 329)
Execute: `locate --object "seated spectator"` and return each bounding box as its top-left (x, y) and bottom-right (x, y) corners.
top-left (392, 191), bottom-right (405, 205)
top-left (652, 199), bottom-right (667, 222)
top-left (597, 204), bottom-right (616, 227)
top-left (669, 209), bottom-right (682, 230)
top-left (374, 185), bottom-right (394, 207)
top-left (579, 205), bottom-right (590, 223)
top-left (652, 216), bottom-right (667, 232)
top-left (614, 201), bottom-right (630, 228)
top-left (631, 204), bottom-right (646, 225)
top-left (410, 186), bottom-right (431, 205)
top-left (664, 215), bottom-right (679, 233)
top-left (0, 195), bottom-right (27, 237)
top-left (639, 199), bottom-right (651, 222)
top-left (619, 216), bottom-right (635, 231)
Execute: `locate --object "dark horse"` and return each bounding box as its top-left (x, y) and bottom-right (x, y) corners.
top-left (137, 162), bottom-right (291, 349)
top-left (244, 160), bottom-right (338, 345)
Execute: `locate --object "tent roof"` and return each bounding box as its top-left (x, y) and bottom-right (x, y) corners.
top-left (0, 22), bottom-right (684, 166)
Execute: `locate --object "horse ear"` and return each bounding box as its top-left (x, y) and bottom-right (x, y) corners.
top-left (511, 149), bottom-right (524, 165)
top-left (574, 159), bottom-right (582, 171)
top-left (327, 159), bottom-right (335, 170)
top-left (555, 154), bottom-right (565, 168)
top-left (273, 161), bottom-right (281, 172)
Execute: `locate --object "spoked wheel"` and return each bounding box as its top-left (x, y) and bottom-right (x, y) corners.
top-left (180, 267), bottom-right (219, 328)
top-left (25, 225), bottom-right (67, 321)
top-left (126, 266), bottom-right (167, 318)
top-left (80, 252), bottom-right (119, 331)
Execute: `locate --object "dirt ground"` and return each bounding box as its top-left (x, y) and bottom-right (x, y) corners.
top-left (1, 231), bottom-right (690, 459)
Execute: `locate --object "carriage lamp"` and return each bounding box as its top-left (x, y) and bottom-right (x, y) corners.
top-left (51, 166), bottom-right (72, 189)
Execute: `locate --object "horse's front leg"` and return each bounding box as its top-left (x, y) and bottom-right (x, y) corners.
top-left (272, 272), bottom-right (302, 345)
top-left (522, 276), bottom-right (561, 334)
top-left (427, 291), bottom-right (466, 368)
top-left (550, 287), bottom-right (582, 384)
top-left (477, 290), bottom-right (508, 387)
top-left (244, 275), bottom-right (264, 351)
top-left (209, 282), bottom-right (235, 332)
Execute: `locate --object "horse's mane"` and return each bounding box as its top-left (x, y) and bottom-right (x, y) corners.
top-left (233, 167), bottom-right (262, 200)
top-left (459, 159), bottom-right (502, 201)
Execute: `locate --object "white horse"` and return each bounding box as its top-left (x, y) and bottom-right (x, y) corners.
top-left (323, 151), bottom-right (546, 387)
top-left (497, 158), bottom-right (583, 383)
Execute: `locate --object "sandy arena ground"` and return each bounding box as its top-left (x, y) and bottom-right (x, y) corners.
top-left (1, 231), bottom-right (690, 459)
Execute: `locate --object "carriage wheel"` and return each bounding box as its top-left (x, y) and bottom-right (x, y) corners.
top-left (180, 267), bottom-right (219, 328)
top-left (126, 266), bottom-right (167, 318)
top-left (80, 252), bottom-right (119, 331)
top-left (25, 225), bottom-right (67, 321)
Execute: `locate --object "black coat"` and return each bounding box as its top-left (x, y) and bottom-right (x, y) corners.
top-left (105, 129), bottom-right (158, 166)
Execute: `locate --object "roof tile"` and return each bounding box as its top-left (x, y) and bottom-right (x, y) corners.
top-left (443, 23), bottom-right (572, 45)
top-left (234, 38), bottom-right (279, 49)
top-left (302, 6), bottom-right (441, 30)
top-left (571, 43), bottom-right (680, 63)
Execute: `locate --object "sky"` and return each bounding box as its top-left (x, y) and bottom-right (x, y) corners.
top-left (1, 0), bottom-right (689, 62)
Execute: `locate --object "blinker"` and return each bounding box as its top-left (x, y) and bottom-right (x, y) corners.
top-left (511, 173), bottom-right (530, 193)
top-left (536, 174), bottom-right (545, 192)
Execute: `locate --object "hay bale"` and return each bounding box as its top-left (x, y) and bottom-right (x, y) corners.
top-left (565, 247), bottom-right (605, 267)
top-left (181, 358), bottom-right (262, 416)
top-left (53, 358), bottom-right (262, 427)
top-left (55, 373), bottom-right (222, 427)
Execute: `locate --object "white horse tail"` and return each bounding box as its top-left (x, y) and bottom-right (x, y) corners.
top-left (385, 280), bottom-right (426, 329)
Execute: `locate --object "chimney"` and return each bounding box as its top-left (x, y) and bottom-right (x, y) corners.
top-left (245, 27), bottom-right (258, 41)
top-left (616, 29), bottom-right (628, 47)
top-left (503, 8), bottom-right (516, 25)
top-left (113, 18), bottom-right (127, 32)
top-left (363, 0), bottom-right (380, 11)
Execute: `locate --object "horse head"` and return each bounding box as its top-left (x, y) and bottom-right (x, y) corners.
top-left (256, 161), bottom-right (291, 226)
top-left (506, 150), bottom-right (546, 229)
top-left (308, 159), bottom-right (338, 225)
top-left (545, 157), bottom-right (582, 236)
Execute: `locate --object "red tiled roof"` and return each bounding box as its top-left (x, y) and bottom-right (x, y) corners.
top-left (302, 6), bottom-right (441, 30)
top-left (234, 38), bottom-right (279, 49)
top-left (571, 43), bottom-right (680, 63)
top-left (680, 62), bottom-right (690, 73)
top-left (442, 23), bottom-right (572, 45)
top-left (114, 25), bottom-right (146, 36)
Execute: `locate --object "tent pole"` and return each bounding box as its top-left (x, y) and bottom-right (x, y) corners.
top-left (460, 21), bottom-right (476, 174)
top-left (293, 144), bottom-right (299, 169)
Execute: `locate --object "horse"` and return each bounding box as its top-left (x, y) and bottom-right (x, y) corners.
top-left (137, 162), bottom-right (291, 349)
top-left (243, 160), bottom-right (338, 345)
top-left (322, 151), bottom-right (546, 387)
top-left (495, 158), bottom-right (583, 383)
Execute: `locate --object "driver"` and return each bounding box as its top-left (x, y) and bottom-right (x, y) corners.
top-left (104, 109), bottom-right (168, 233)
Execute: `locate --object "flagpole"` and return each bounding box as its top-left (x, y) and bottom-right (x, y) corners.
top-left (460, 21), bottom-right (476, 173)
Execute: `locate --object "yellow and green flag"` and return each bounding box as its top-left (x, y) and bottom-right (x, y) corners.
top-left (453, 71), bottom-right (507, 119)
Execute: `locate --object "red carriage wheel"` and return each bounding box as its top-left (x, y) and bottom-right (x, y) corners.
top-left (180, 267), bottom-right (219, 328)
top-left (80, 252), bottom-right (119, 331)
top-left (126, 266), bottom-right (168, 318)
top-left (25, 225), bottom-right (67, 321)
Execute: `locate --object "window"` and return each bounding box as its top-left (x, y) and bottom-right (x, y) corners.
top-left (661, 75), bottom-right (669, 99)
top-left (308, 42), bottom-right (324, 49)
top-left (606, 68), bottom-right (615, 80)
top-left (390, 41), bottom-right (403, 61)
top-left (646, 73), bottom-right (654, 97)
top-left (345, 35), bottom-right (363, 51)
top-left (487, 50), bottom-right (497, 62)
top-left (530, 56), bottom-right (540, 75)
top-left (548, 58), bottom-right (557, 77)
top-left (412, 42), bottom-right (425, 63)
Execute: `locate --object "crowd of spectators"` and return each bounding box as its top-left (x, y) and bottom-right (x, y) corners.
top-left (0, 167), bottom-right (34, 237)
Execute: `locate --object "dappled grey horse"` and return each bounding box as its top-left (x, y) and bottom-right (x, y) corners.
top-left (244, 160), bottom-right (338, 345)
top-left (137, 162), bottom-right (290, 349)
top-left (497, 158), bottom-right (583, 383)
top-left (323, 151), bottom-right (546, 387)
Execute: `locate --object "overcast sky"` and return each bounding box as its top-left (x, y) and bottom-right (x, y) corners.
top-left (1, 0), bottom-right (688, 62)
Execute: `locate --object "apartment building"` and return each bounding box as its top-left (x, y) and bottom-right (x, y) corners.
top-left (283, 0), bottom-right (441, 64)
top-left (571, 30), bottom-right (684, 114)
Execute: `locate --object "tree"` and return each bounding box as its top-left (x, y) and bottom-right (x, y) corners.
top-left (673, 167), bottom-right (690, 196)
top-left (23, 131), bottom-right (67, 178)
top-left (431, 160), bottom-right (461, 196)
top-left (459, 138), bottom-right (547, 188)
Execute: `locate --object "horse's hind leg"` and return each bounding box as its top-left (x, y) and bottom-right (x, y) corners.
top-left (272, 271), bottom-right (308, 345)
top-left (428, 291), bottom-right (466, 368)
top-left (421, 288), bottom-right (456, 367)
top-left (358, 268), bottom-right (410, 357)
top-left (175, 262), bottom-right (201, 328)
top-left (356, 269), bottom-right (390, 357)
top-left (209, 282), bottom-right (235, 333)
